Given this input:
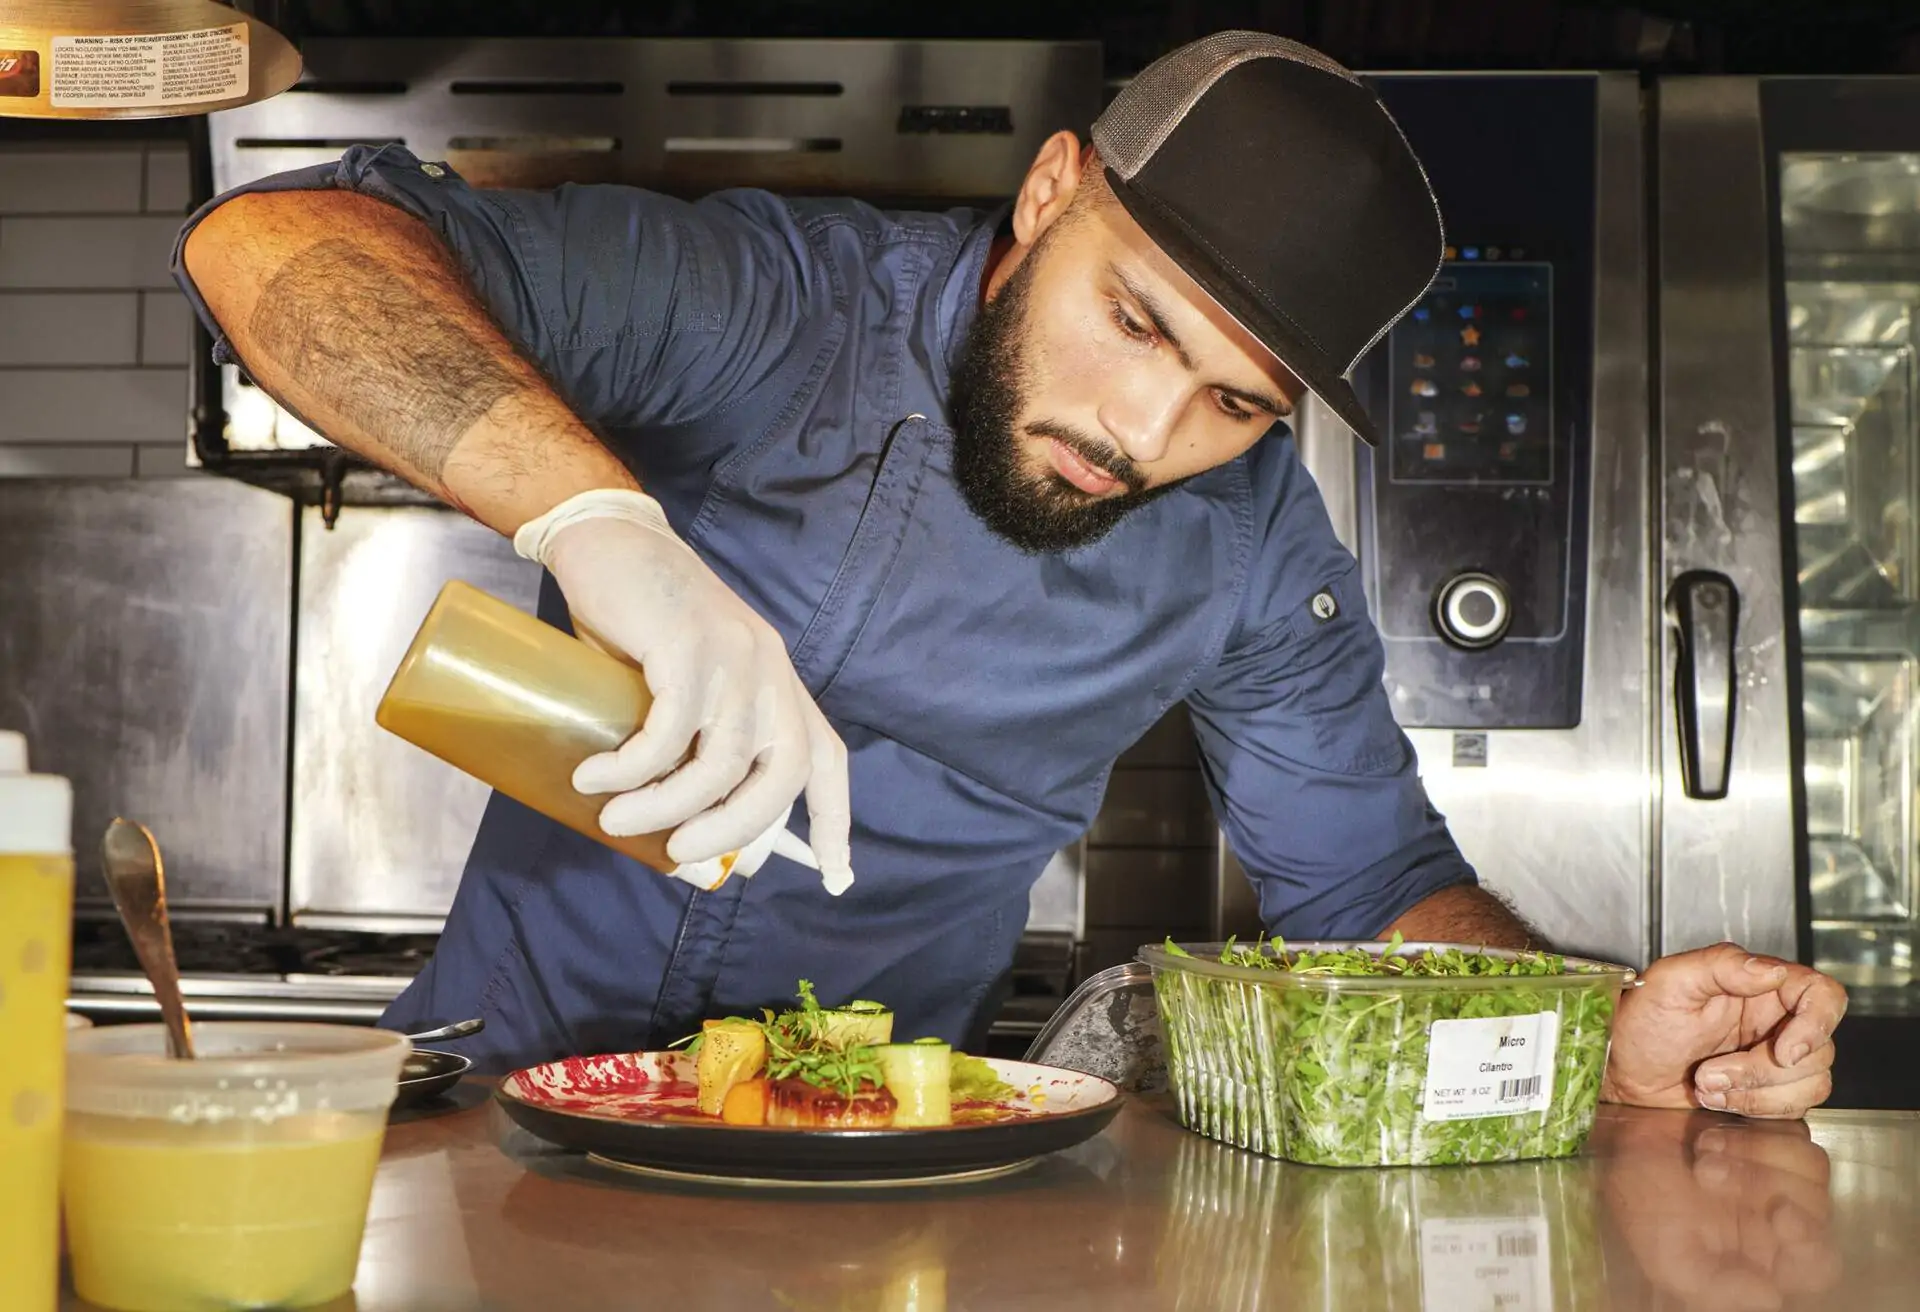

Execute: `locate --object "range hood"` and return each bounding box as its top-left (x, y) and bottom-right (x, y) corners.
top-left (186, 37), bottom-right (1103, 520)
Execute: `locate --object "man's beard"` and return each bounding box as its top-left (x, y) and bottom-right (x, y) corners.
top-left (948, 241), bottom-right (1175, 554)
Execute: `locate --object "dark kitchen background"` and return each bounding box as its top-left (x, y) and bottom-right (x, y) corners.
top-left (4, 0), bottom-right (1919, 1106)
top-left (208, 1), bottom-right (1920, 75)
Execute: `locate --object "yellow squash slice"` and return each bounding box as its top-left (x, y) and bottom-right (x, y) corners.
top-left (695, 1018), bottom-right (768, 1116)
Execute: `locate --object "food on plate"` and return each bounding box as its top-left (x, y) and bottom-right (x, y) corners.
top-left (818, 998), bottom-right (893, 1048)
top-left (876, 1039), bottom-right (952, 1128)
top-left (720, 1077), bottom-right (770, 1126)
top-left (694, 1018), bottom-right (767, 1115)
top-left (767, 1078), bottom-right (899, 1128)
top-left (680, 980), bottom-right (1012, 1130)
top-left (949, 1051), bottom-right (1016, 1103)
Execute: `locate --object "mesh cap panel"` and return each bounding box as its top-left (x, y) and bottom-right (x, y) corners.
top-left (1094, 31), bottom-right (1359, 181)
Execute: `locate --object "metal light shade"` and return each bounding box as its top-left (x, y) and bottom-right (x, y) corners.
top-left (0, 2), bottom-right (300, 119)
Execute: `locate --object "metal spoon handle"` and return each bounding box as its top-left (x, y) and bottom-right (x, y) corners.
top-left (101, 818), bottom-right (195, 1060)
top-left (403, 1018), bottom-right (484, 1045)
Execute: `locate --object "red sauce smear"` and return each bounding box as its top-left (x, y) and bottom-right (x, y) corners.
top-left (507, 1053), bottom-right (1058, 1129)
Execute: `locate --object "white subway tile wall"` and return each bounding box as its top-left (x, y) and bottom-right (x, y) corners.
top-left (144, 144), bottom-right (193, 215)
top-left (0, 142), bottom-right (196, 478)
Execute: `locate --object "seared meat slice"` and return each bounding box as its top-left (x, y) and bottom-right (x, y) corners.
top-left (766, 1077), bottom-right (898, 1128)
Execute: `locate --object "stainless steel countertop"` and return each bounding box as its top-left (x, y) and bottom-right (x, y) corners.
top-left (63, 1086), bottom-right (1920, 1311)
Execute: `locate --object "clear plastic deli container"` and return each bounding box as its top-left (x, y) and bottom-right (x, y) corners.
top-left (1139, 940), bottom-right (1637, 1168)
top-left (63, 1022), bottom-right (409, 1312)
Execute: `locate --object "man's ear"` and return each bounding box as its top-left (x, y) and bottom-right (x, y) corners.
top-left (1010, 131), bottom-right (1090, 247)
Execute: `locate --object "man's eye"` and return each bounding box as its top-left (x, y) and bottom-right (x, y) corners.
top-left (1109, 302), bottom-right (1152, 341)
top-left (1214, 390), bottom-right (1258, 422)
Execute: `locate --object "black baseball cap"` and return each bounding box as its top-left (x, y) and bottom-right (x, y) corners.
top-left (1091, 32), bottom-right (1444, 447)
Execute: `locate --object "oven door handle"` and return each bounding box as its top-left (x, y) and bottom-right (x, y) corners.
top-left (1667, 570), bottom-right (1739, 801)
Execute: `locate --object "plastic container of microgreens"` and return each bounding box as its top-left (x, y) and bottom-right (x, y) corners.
top-left (1138, 937), bottom-right (1637, 1168)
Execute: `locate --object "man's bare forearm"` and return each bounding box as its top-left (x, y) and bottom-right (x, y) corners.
top-left (181, 189), bottom-right (636, 533)
top-left (1383, 883), bottom-right (1540, 950)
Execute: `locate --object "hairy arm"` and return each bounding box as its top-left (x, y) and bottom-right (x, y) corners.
top-left (182, 188), bottom-right (638, 532)
top-left (1382, 882), bottom-right (1540, 950)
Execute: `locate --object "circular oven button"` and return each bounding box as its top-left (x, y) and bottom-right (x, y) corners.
top-left (1435, 572), bottom-right (1511, 650)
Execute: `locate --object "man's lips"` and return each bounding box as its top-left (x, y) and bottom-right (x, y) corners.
top-left (1047, 438), bottom-right (1123, 495)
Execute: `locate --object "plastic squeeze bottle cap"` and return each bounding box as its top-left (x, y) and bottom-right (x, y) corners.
top-left (667, 821), bottom-right (850, 896)
top-left (0, 730), bottom-right (74, 855)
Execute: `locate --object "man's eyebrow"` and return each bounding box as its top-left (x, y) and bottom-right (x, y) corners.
top-left (1108, 262), bottom-right (1293, 419)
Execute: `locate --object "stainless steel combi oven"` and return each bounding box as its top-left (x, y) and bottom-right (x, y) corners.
top-left (1289, 72), bottom-right (1920, 1104)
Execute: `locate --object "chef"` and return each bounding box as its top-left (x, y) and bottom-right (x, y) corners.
top-left (176, 32), bottom-right (1843, 1117)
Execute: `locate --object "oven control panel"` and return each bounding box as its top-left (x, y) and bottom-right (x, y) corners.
top-left (1355, 77), bottom-right (1596, 729)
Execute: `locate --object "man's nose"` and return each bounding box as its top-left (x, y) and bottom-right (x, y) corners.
top-left (1097, 373), bottom-right (1184, 465)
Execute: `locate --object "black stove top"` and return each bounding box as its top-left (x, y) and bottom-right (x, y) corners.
top-left (72, 920), bottom-right (438, 978)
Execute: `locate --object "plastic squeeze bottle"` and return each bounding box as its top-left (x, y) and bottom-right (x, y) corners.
top-left (377, 581), bottom-right (841, 894)
top-left (0, 731), bottom-right (75, 1312)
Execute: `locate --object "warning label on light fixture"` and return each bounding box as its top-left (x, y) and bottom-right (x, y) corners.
top-left (49, 24), bottom-right (248, 109)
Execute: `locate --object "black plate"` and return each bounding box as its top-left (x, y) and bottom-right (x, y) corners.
top-left (495, 1052), bottom-right (1123, 1184)
top-left (392, 1048), bottom-right (473, 1109)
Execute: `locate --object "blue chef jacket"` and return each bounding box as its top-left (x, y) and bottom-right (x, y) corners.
top-left (174, 145), bottom-right (1475, 1073)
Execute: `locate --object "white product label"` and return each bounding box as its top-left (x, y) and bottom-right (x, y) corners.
top-left (1420, 1216), bottom-right (1552, 1312)
top-left (1421, 1011), bottom-right (1559, 1121)
top-left (50, 25), bottom-right (248, 109)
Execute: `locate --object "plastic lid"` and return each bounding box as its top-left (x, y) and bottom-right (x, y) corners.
top-left (0, 729), bottom-right (73, 855)
top-left (66, 1022), bottom-right (411, 1123)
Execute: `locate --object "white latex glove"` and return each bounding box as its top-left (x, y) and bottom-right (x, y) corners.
top-left (514, 489), bottom-right (854, 895)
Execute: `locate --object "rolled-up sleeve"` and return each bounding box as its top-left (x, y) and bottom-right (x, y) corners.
top-left (170, 143), bottom-right (819, 435)
top-left (1187, 443), bottom-right (1476, 940)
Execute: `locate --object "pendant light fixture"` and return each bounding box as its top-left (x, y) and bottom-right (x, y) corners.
top-left (0, 2), bottom-right (300, 120)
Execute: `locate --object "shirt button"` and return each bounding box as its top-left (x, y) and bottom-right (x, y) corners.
top-left (421, 163), bottom-right (446, 179)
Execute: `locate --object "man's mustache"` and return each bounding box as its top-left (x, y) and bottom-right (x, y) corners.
top-left (1023, 419), bottom-right (1149, 495)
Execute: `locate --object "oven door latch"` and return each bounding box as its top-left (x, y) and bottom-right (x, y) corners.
top-left (1667, 569), bottom-right (1739, 801)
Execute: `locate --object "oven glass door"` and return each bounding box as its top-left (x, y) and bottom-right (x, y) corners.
top-left (1766, 79), bottom-right (1920, 1014)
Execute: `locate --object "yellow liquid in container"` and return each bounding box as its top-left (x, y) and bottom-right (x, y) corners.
top-left (63, 1111), bottom-right (385, 1312)
top-left (0, 852), bottom-right (74, 1312)
top-left (376, 580), bottom-right (676, 873)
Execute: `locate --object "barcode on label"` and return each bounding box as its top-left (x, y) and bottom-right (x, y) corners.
top-left (1499, 1075), bottom-right (1542, 1102)
top-left (1498, 1233), bottom-right (1539, 1258)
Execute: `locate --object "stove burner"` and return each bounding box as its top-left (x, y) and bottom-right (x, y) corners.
top-left (72, 920), bottom-right (438, 978)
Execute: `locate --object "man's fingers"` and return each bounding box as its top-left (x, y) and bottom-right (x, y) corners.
top-left (801, 705), bottom-right (853, 893)
top-left (1688, 943), bottom-right (1794, 1000)
top-left (664, 743), bottom-right (807, 864)
top-left (1705, 1068), bottom-right (1835, 1120)
top-left (574, 669), bottom-right (706, 795)
top-left (1694, 1040), bottom-right (1835, 1118)
top-left (1697, 1039), bottom-right (1835, 1093)
top-left (1769, 968), bottom-right (1848, 1068)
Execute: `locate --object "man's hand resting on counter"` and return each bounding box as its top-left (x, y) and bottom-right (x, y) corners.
top-left (1388, 887), bottom-right (1847, 1120)
top-left (1602, 943), bottom-right (1847, 1120)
